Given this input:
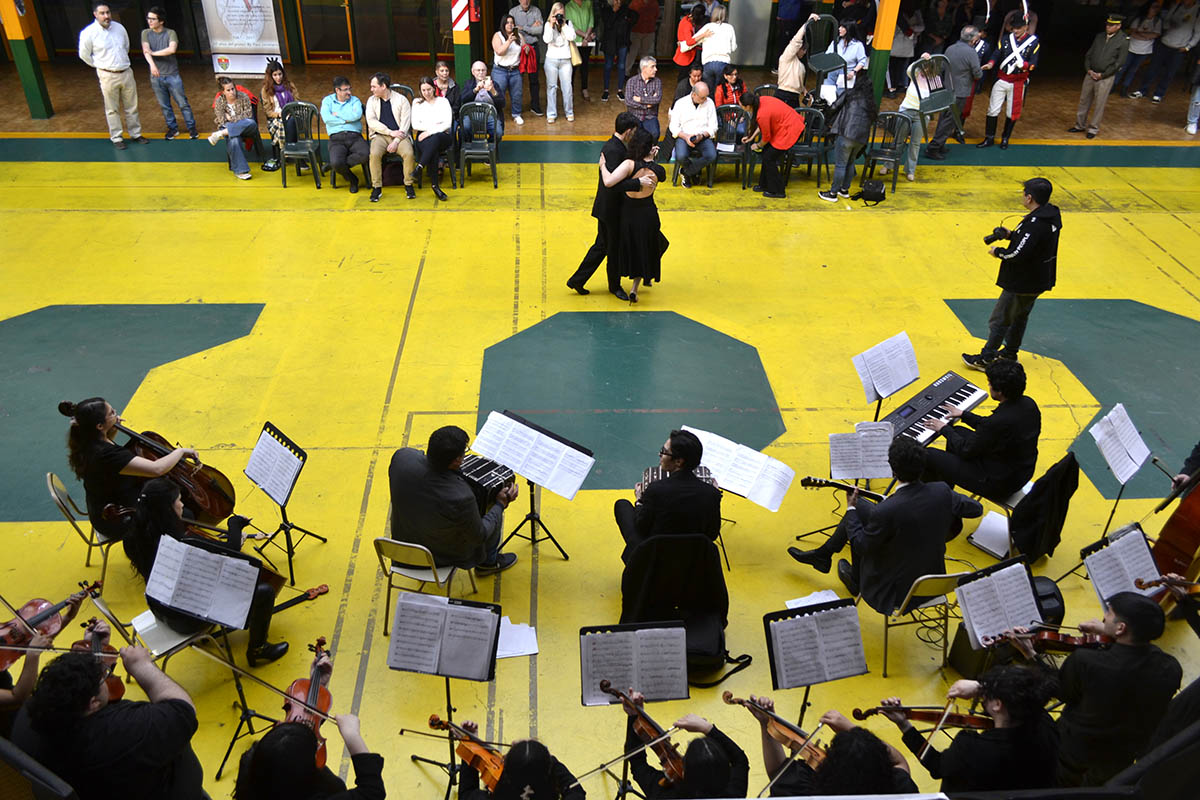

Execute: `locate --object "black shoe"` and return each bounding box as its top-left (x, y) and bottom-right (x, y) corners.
top-left (601, 90), bottom-right (610, 101)
top-left (165, 130), bottom-right (178, 140)
top-left (247, 641), bottom-right (289, 667)
top-left (996, 349), bottom-right (1018, 362)
top-left (405, 184), bottom-right (416, 200)
top-left (370, 187), bottom-right (382, 202)
top-left (567, 279), bottom-right (590, 295)
top-left (529, 107), bottom-right (544, 116)
top-left (817, 189), bottom-right (839, 202)
top-left (681, 173), bottom-right (693, 188)
top-left (763, 191), bottom-right (786, 199)
top-left (348, 173), bottom-right (360, 193)
top-left (189, 130), bottom-right (200, 140)
top-left (925, 147), bottom-right (946, 160)
top-left (837, 559), bottom-right (860, 596)
top-left (788, 546), bottom-right (832, 573)
top-left (1067, 126), bottom-right (1086, 133)
top-left (976, 137), bottom-right (994, 148)
top-left (476, 552), bottom-right (518, 575)
top-left (1086, 132), bottom-right (1096, 139)
top-left (611, 287), bottom-right (630, 301)
top-left (628, 291), bottom-right (638, 304)
top-left (962, 352), bottom-right (995, 371)
top-left (432, 185), bottom-right (448, 201)
top-left (617, 89), bottom-right (625, 101)
top-left (752, 184), bottom-right (764, 192)
top-left (261, 159), bottom-right (280, 172)
top-left (132, 136), bottom-right (150, 145)
top-left (412, 164), bottom-right (424, 184)
top-left (953, 131), bottom-right (966, 145)
top-left (113, 139), bottom-right (127, 150)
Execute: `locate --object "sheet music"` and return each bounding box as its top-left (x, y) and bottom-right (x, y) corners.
top-left (580, 631), bottom-right (638, 706)
top-left (1089, 404), bottom-right (1150, 485)
top-left (829, 423), bottom-right (894, 480)
top-left (440, 605), bottom-right (501, 681)
top-left (770, 615), bottom-right (825, 688)
top-left (746, 458), bottom-right (796, 512)
top-left (957, 563), bottom-right (1042, 649)
top-left (829, 433), bottom-right (863, 480)
top-left (208, 558), bottom-right (258, 628)
top-left (768, 604), bottom-right (868, 689)
top-left (853, 332), bottom-right (920, 403)
top-left (245, 426), bottom-right (304, 506)
top-left (682, 426), bottom-right (795, 512)
top-left (817, 605), bottom-right (869, 681)
top-left (473, 411), bottom-right (595, 500)
top-left (145, 534), bottom-right (187, 607)
top-left (386, 595), bottom-right (447, 674)
top-left (579, 627), bottom-right (688, 706)
top-left (1084, 527), bottom-right (1161, 608)
top-left (144, 535), bottom-right (258, 628)
top-left (635, 628), bottom-right (689, 699)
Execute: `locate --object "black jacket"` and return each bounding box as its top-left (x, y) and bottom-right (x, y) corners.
top-left (943, 395), bottom-right (1041, 499)
top-left (633, 469), bottom-right (722, 543)
top-left (827, 76), bottom-right (877, 142)
top-left (600, 4), bottom-right (638, 51)
top-left (1182, 440), bottom-right (1200, 476)
top-left (993, 201), bottom-right (1061, 294)
top-left (592, 134), bottom-right (642, 221)
top-left (1008, 450), bottom-right (1078, 561)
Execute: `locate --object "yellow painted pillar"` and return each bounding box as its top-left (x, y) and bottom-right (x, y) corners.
top-left (869, 0), bottom-right (901, 104)
top-left (0, 0), bottom-right (52, 118)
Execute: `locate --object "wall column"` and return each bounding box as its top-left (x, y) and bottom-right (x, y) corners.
top-left (870, 0), bottom-right (901, 105)
top-left (0, 0), bottom-right (52, 118)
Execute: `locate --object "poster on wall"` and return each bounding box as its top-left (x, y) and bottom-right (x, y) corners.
top-left (200, 0), bottom-right (282, 75)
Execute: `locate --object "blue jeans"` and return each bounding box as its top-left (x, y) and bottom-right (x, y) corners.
top-left (603, 46), bottom-right (627, 90)
top-left (899, 107), bottom-right (921, 176)
top-left (639, 116), bottom-right (660, 141)
top-left (673, 135), bottom-right (716, 176)
top-left (702, 61), bottom-right (728, 96)
top-left (1188, 84), bottom-right (1200, 127)
top-left (830, 135), bottom-right (864, 194)
top-left (461, 113), bottom-right (504, 146)
top-left (1116, 51), bottom-right (1151, 91)
top-left (150, 73), bottom-right (196, 135)
top-left (1139, 41), bottom-right (1187, 97)
top-left (545, 57), bottom-right (574, 119)
top-left (224, 118), bottom-right (257, 174)
top-left (493, 65), bottom-right (523, 117)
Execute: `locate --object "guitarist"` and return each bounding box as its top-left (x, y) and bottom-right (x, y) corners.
top-left (789, 437), bottom-right (982, 613)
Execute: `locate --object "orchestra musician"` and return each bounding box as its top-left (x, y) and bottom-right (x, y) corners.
top-left (620, 689), bottom-right (749, 798)
top-left (879, 665), bottom-right (1059, 791)
top-left (60, 397), bottom-right (198, 539)
top-left (1173, 440), bottom-right (1200, 491)
top-left (388, 426), bottom-right (520, 576)
top-left (1, 593), bottom-right (84, 735)
top-left (11, 630), bottom-right (205, 800)
top-left (788, 437), bottom-right (982, 613)
top-left (1008, 591), bottom-right (1181, 786)
top-left (614, 429), bottom-right (722, 563)
top-left (746, 696), bottom-right (918, 795)
top-left (457, 720), bottom-right (583, 800)
top-left (235, 650), bottom-right (384, 800)
top-left (921, 359), bottom-right (1041, 502)
top-left (122, 477), bottom-right (288, 665)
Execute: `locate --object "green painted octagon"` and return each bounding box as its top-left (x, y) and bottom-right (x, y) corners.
top-left (477, 311), bottom-right (785, 491)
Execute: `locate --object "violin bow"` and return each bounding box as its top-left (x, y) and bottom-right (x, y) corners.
top-left (188, 637), bottom-right (335, 722)
top-left (918, 701), bottom-right (955, 760)
top-left (755, 721), bottom-right (825, 799)
top-left (566, 726), bottom-right (681, 789)
top-left (398, 727), bottom-right (512, 749)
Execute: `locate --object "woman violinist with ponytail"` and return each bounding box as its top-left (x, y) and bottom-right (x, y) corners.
top-left (455, 719), bottom-right (584, 800)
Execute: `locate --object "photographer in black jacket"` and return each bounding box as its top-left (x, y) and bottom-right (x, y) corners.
top-left (963, 177), bottom-right (1061, 370)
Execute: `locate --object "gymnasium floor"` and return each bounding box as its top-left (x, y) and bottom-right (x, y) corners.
top-left (2, 73), bottom-right (1200, 797)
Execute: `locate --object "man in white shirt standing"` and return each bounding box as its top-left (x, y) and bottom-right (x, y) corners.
top-left (668, 81), bottom-right (717, 188)
top-left (79, 2), bottom-right (147, 150)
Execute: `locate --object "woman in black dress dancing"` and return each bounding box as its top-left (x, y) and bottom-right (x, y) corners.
top-left (599, 127), bottom-right (669, 303)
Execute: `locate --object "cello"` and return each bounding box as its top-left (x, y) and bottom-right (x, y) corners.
top-left (1149, 468), bottom-right (1200, 610)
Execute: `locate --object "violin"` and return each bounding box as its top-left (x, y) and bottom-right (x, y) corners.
top-left (852, 704), bottom-right (994, 730)
top-left (0, 582), bottom-right (98, 671)
top-left (282, 637), bottom-right (334, 768)
top-left (600, 679), bottom-right (685, 787)
top-left (1136, 576), bottom-right (1200, 597)
top-left (722, 691), bottom-right (825, 768)
top-left (982, 626), bottom-right (1113, 653)
top-left (429, 714), bottom-right (506, 790)
top-left (71, 617), bottom-right (124, 701)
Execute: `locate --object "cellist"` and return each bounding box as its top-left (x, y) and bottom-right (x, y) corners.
top-left (59, 398), bottom-right (198, 539)
top-left (744, 695), bottom-right (917, 796)
top-left (878, 664), bottom-right (1057, 791)
top-left (1171, 441), bottom-right (1199, 491)
top-left (455, 719), bottom-right (584, 800)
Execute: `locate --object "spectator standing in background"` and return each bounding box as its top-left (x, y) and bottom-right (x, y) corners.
top-left (601, 0), bottom-right (639, 102)
top-left (627, 0), bottom-right (660, 77)
top-left (510, 0), bottom-right (546, 116)
top-left (1068, 14), bottom-right (1128, 139)
top-left (1116, 1), bottom-right (1164, 97)
top-left (566, 0), bottom-right (597, 101)
top-left (142, 7), bottom-right (197, 141)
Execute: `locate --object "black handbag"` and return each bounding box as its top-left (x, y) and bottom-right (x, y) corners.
top-left (851, 179), bottom-right (886, 205)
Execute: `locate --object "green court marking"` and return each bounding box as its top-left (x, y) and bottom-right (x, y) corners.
top-left (477, 311), bottom-right (785, 491)
top-left (1, 138), bottom-right (1198, 167)
top-left (0, 303), bottom-right (264, 522)
top-left (946, 299), bottom-right (1200, 500)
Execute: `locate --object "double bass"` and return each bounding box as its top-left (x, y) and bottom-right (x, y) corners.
top-left (1149, 468), bottom-right (1200, 610)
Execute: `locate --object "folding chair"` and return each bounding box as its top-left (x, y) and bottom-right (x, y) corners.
top-left (373, 538), bottom-right (477, 636)
top-left (880, 571), bottom-right (970, 677)
top-left (46, 472), bottom-right (119, 587)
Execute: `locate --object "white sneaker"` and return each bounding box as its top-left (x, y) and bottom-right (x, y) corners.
top-left (547, 117), bottom-right (556, 124)
top-left (236, 172), bottom-right (251, 180)
top-left (1188, 123), bottom-right (1199, 135)
top-left (837, 189), bottom-right (850, 198)
top-left (514, 115), bottom-right (525, 125)
top-left (567, 114), bottom-right (574, 122)
top-left (207, 131), bottom-right (224, 145)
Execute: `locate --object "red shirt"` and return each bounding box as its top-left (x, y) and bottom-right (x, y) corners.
top-left (630, 0), bottom-right (659, 34)
top-left (673, 17), bottom-right (696, 66)
top-left (755, 95), bottom-right (805, 149)
top-left (714, 82), bottom-right (745, 108)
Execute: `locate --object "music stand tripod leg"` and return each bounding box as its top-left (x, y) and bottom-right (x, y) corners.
top-left (213, 632), bottom-right (278, 779)
top-left (409, 676), bottom-right (460, 800)
top-left (255, 506), bottom-right (328, 586)
top-left (608, 758), bottom-right (646, 800)
top-left (499, 479), bottom-right (570, 560)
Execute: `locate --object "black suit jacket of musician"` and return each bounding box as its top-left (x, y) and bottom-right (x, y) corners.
top-left (635, 469), bottom-right (722, 544)
top-left (592, 134), bottom-right (642, 222)
top-left (943, 395), bottom-right (1041, 498)
top-left (845, 481), bottom-right (983, 615)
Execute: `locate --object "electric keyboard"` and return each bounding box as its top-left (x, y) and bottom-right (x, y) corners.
top-left (881, 371), bottom-right (989, 445)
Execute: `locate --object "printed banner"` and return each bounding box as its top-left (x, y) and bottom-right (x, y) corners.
top-left (200, 0), bottom-right (281, 73)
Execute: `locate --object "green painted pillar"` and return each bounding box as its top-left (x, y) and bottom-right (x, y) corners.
top-left (870, 0), bottom-right (901, 106)
top-left (2, 0), bottom-right (52, 118)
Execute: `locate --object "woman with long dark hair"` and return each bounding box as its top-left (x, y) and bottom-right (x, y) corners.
top-left (261, 59), bottom-right (300, 169)
top-left (822, 21), bottom-right (868, 97)
top-left (59, 397), bottom-right (197, 540)
top-left (458, 722), bottom-right (583, 800)
top-left (411, 76), bottom-right (454, 201)
top-left (600, 127), bottom-right (668, 302)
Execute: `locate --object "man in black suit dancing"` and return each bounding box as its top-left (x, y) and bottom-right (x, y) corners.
top-left (789, 437), bottom-right (982, 614)
top-left (922, 359), bottom-right (1040, 502)
top-left (614, 429), bottom-right (722, 563)
top-left (567, 111), bottom-right (654, 300)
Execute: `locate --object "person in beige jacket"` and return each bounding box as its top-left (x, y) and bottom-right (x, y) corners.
top-left (365, 73), bottom-right (416, 202)
top-left (777, 13), bottom-right (817, 107)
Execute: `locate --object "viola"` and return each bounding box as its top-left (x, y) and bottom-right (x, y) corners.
top-left (852, 705), bottom-right (994, 730)
top-left (71, 617), bottom-right (124, 701)
top-left (429, 714), bottom-right (506, 790)
top-left (282, 637), bottom-right (334, 769)
top-left (600, 680), bottom-right (685, 787)
top-left (1136, 576), bottom-right (1200, 597)
top-left (0, 582), bottom-right (98, 671)
top-left (722, 691), bottom-right (826, 768)
top-left (114, 421), bottom-right (237, 525)
top-left (983, 627), bottom-right (1113, 653)
top-left (1150, 469), bottom-right (1200, 612)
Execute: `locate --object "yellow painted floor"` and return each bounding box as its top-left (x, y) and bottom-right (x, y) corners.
top-left (2, 160), bottom-right (1200, 797)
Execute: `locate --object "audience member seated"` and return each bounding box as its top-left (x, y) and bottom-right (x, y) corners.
top-left (788, 436), bottom-right (982, 614)
top-left (922, 359), bottom-right (1041, 501)
top-left (260, 58), bottom-right (298, 170)
top-left (673, 63), bottom-right (704, 104)
top-left (208, 77), bottom-right (258, 181)
top-left (668, 81), bottom-right (717, 188)
top-left (823, 21), bottom-right (869, 98)
top-left (321, 75), bottom-right (370, 193)
top-left (713, 63), bottom-right (746, 109)
top-left (11, 646), bottom-right (206, 800)
top-left (624, 55), bottom-right (663, 139)
top-left (388, 425), bottom-right (519, 575)
top-left (411, 77), bottom-right (455, 201)
top-left (613, 428), bottom-right (721, 563)
top-left (460, 60), bottom-right (507, 146)
top-left (366, 72), bottom-right (416, 203)
top-left (433, 59), bottom-right (462, 121)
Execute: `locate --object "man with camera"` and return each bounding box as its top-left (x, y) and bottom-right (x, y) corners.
top-left (962, 177), bottom-right (1061, 370)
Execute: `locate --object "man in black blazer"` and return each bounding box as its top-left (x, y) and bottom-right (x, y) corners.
top-left (923, 359), bottom-right (1041, 501)
top-left (567, 111), bottom-right (653, 300)
top-left (789, 437), bottom-right (982, 614)
top-left (614, 429), bottom-right (722, 563)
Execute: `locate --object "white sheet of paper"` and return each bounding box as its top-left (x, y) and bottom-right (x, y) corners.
top-left (580, 631), bottom-right (638, 706)
top-left (144, 536), bottom-right (256, 628)
top-left (145, 534), bottom-right (187, 609)
top-left (1109, 403), bottom-right (1151, 472)
top-left (785, 589), bottom-right (841, 609)
top-left (439, 605), bottom-right (499, 681)
top-left (386, 596), bottom-right (447, 674)
top-left (207, 557), bottom-right (259, 629)
top-left (244, 428), bottom-right (303, 506)
top-left (473, 411), bottom-right (595, 500)
top-left (1090, 415), bottom-right (1139, 484)
top-left (683, 425), bottom-right (794, 512)
top-left (856, 332), bottom-right (920, 401)
top-left (969, 511), bottom-right (1011, 559)
top-left (770, 615), bottom-right (826, 689)
top-left (856, 422), bottom-right (894, 479)
top-left (851, 352), bottom-right (881, 404)
top-left (816, 605), bottom-right (868, 681)
top-left (716, 142), bottom-right (735, 153)
top-left (829, 433), bottom-right (862, 480)
top-left (635, 628), bottom-right (689, 700)
top-left (497, 617), bottom-right (540, 659)
top-left (746, 457), bottom-right (795, 513)
top-left (1085, 528), bottom-right (1161, 608)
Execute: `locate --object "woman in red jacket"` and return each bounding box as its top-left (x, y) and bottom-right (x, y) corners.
top-left (673, 5), bottom-right (706, 82)
top-left (741, 92), bottom-right (804, 199)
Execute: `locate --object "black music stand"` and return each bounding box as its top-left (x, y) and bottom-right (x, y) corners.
top-left (245, 422), bottom-right (326, 585)
top-left (211, 630), bottom-right (277, 779)
top-left (409, 677), bottom-right (463, 800)
top-left (503, 478), bottom-right (570, 560)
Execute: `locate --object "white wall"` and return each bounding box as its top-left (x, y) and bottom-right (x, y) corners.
top-left (728, 0), bottom-right (770, 66)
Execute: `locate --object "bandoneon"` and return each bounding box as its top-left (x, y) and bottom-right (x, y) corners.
top-left (460, 454), bottom-right (516, 514)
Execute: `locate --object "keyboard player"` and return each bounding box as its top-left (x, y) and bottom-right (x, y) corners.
top-left (921, 360), bottom-right (1040, 502)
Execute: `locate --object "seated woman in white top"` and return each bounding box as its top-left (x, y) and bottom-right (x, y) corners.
top-left (687, 4), bottom-right (738, 100)
top-left (542, 3), bottom-right (577, 123)
top-left (824, 20), bottom-right (869, 95)
top-left (410, 77), bottom-right (453, 201)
